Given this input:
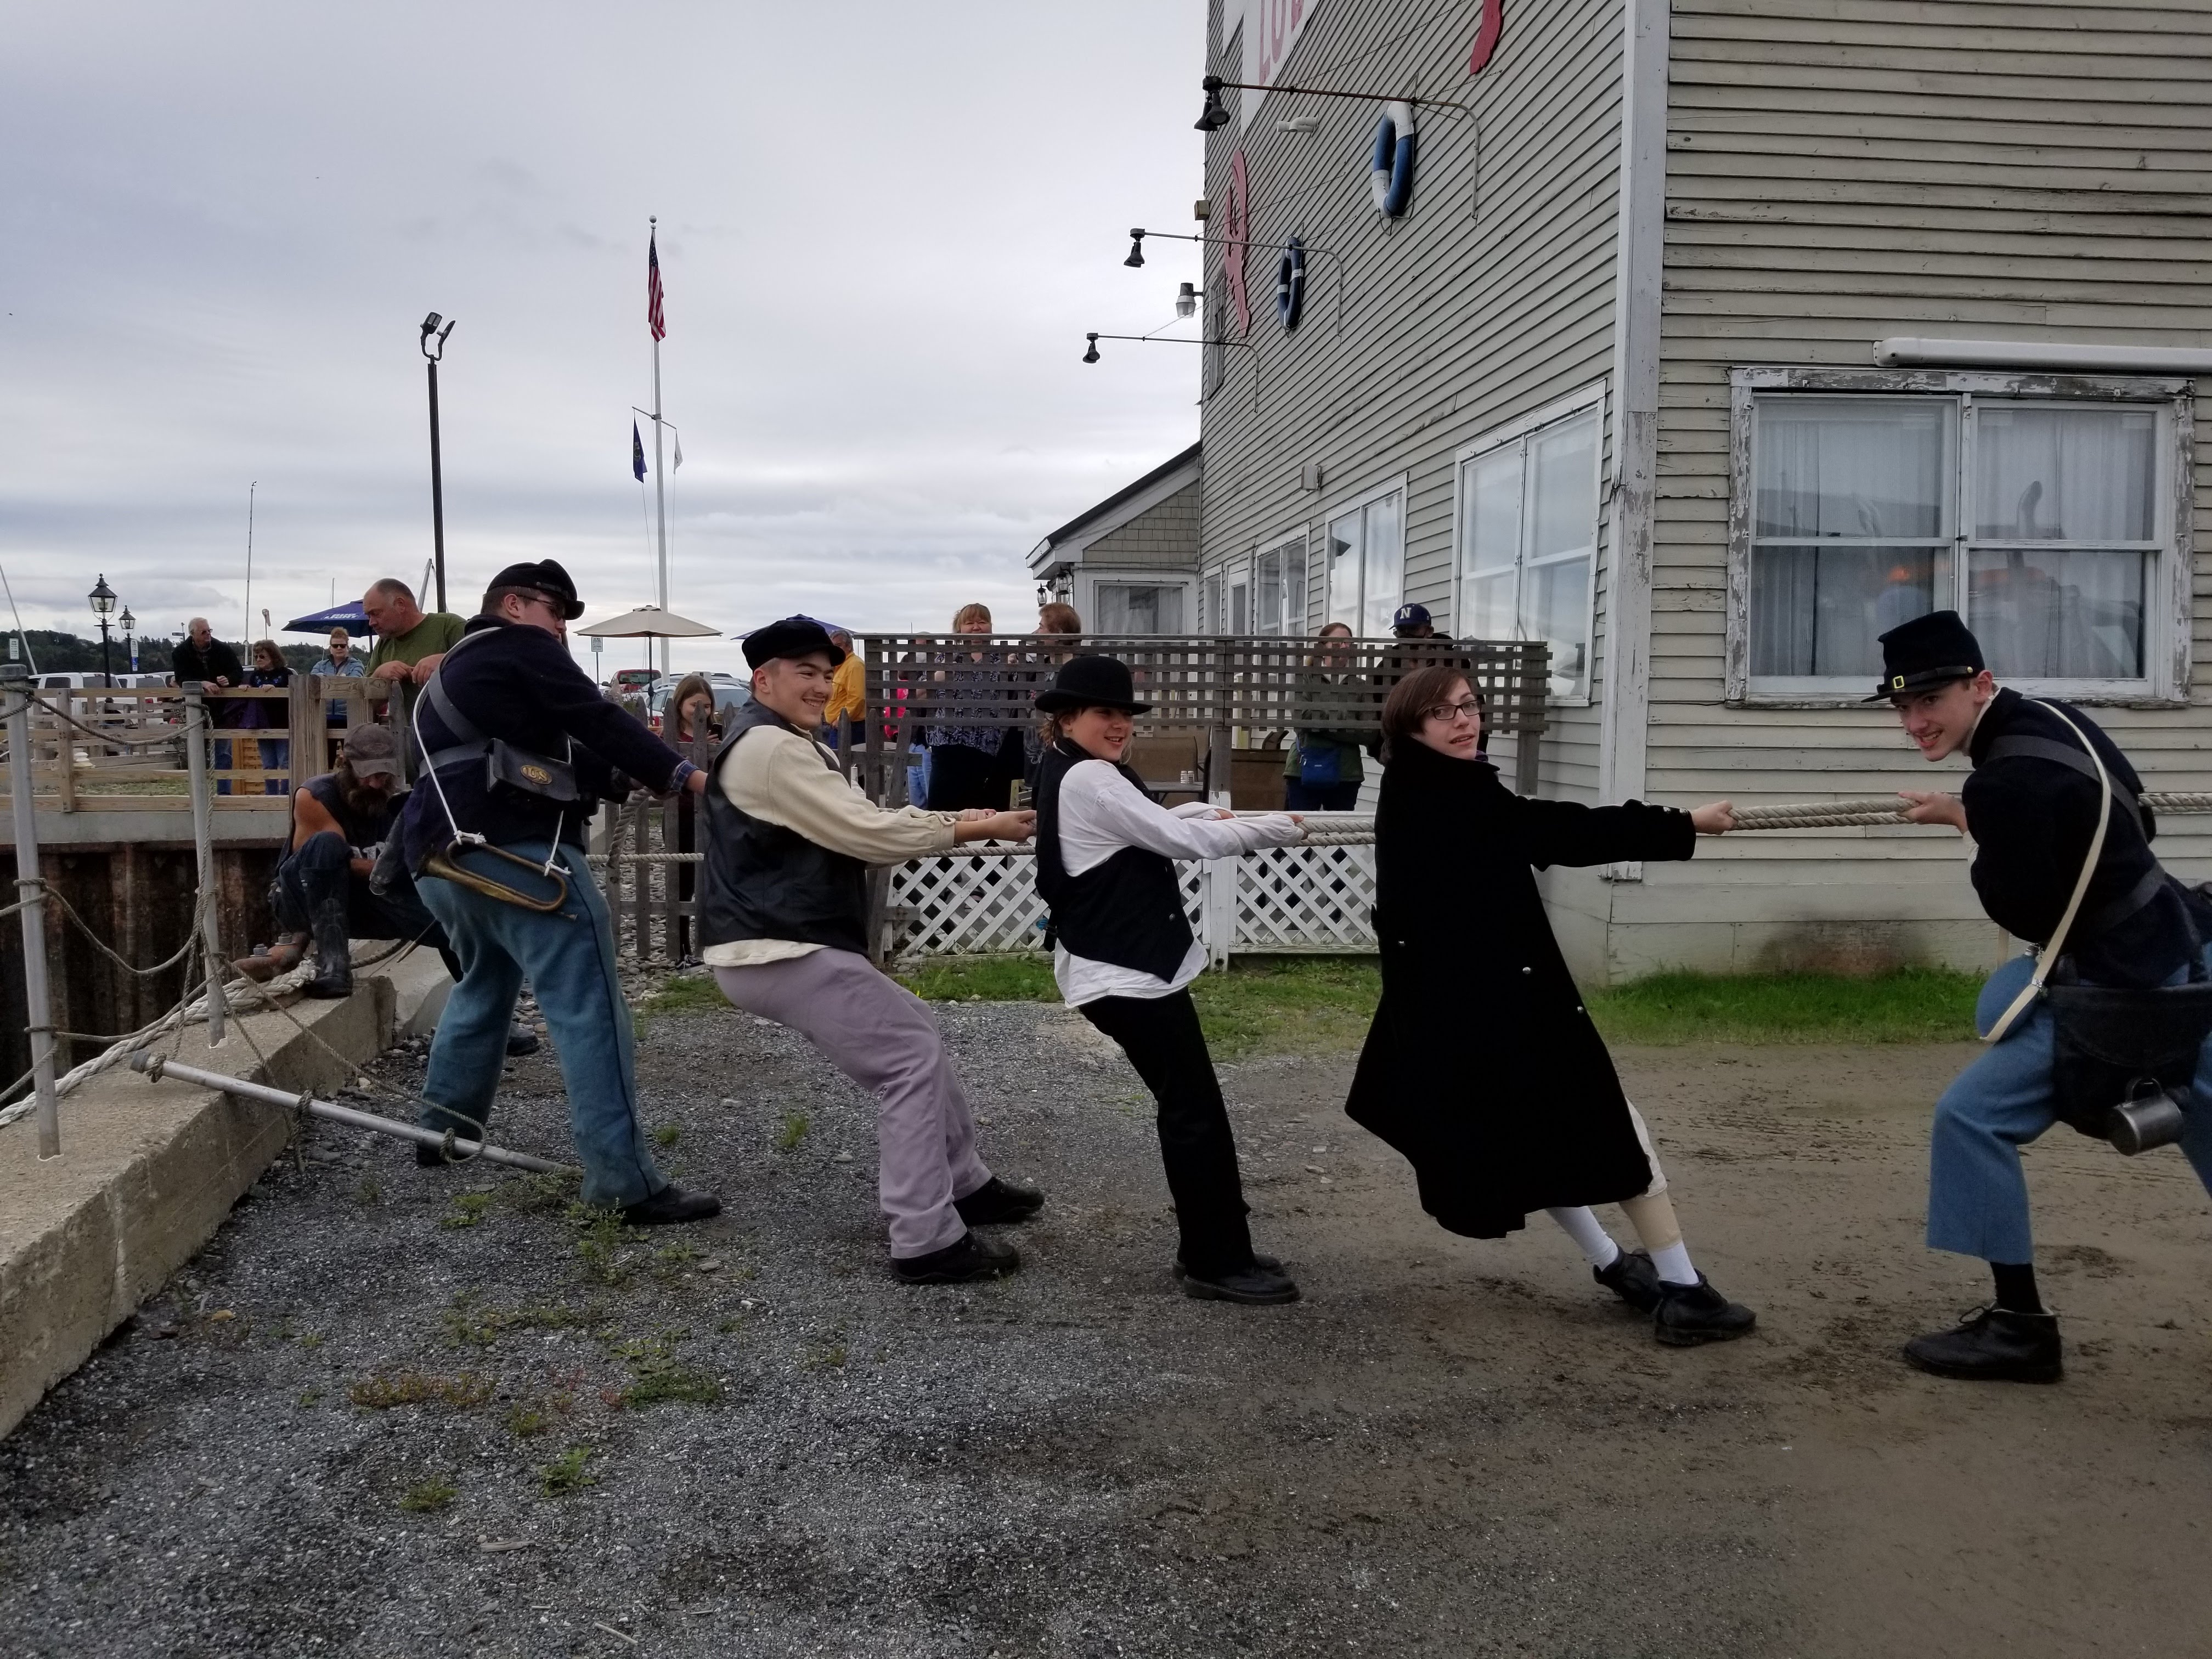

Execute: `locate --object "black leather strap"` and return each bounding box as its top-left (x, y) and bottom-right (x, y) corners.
top-left (1986, 735), bottom-right (2141, 820)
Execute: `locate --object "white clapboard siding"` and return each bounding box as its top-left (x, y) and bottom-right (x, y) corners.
top-left (1195, 0), bottom-right (1629, 799)
top-left (1610, 0), bottom-right (2212, 975)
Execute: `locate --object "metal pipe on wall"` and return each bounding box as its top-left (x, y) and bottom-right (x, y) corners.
top-left (181, 684), bottom-right (227, 1047)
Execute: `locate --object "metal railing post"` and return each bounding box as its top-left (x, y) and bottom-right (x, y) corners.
top-left (182, 684), bottom-right (227, 1047)
top-left (3, 665), bottom-right (62, 1158)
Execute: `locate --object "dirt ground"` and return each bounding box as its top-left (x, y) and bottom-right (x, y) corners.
top-left (5, 999), bottom-right (2211, 1658)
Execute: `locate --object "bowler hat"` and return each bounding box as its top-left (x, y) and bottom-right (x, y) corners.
top-left (1034, 654), bottom-right (1152, 714)
top-left (488, 559), bottom-right (585, 620)
top-left (742, 616), bottom-right (846, 670)
top-left (1867, 609), bottom-right (1985, 702)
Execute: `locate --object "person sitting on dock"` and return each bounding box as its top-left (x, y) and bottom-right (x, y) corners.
top-left (697, 617), bottom-right (1044, 1284)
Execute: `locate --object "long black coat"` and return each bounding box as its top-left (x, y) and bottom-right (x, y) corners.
top-left (1344, 738), bottom-right (1697, 1239)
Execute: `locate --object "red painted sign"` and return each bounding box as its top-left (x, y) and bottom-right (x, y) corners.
top-left (1468, 0), bottom-right (1504, 74)
top-left (1223, 149), bottom-right (1252, 336)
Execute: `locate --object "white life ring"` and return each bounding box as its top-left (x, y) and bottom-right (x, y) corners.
top-left (1369, 101), bottom-right (1417, 217)
top-left (1276, 236), bottom-right (1306, 331)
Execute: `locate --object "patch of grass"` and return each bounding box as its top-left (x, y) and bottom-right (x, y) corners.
top-left (1585, 966), bottom-right (1983, 1046)
top-left (651, 1243), bottom-right (701, 1282)
top-left (347, 1369), bottom-right (496, 1410)
top-left (569, 1205), bottom-right (639, 1286)
top-left (606, 1333), bottom-right (723, 1408)
top-left (501, 1167), bottom-right (582, 1216)
top-left (441, 1190), bottom-right (496, 1230)
top-left (297, 1389), bottom-right (322, 1407)
top-left (1187, 957), bottom-right (1381, 1061)
top-left (504, 1404), bottom-right (550, 1438)
top-left (898, 956), bottom-right (1061, 1002)
top-left (442, 1294), bottom-right (595, 1349)
top-left (800, 1341), bottom-right (848, 1372)
top-left (771, 1111), bottom-right (811, 1153)
top-left (637, 973), bottom-right (731, 1021)
top-left (538, 1446), bottom-right (597, 1497)
top-left (651, 1124), bottom-right (681, 1149)
top-left (353, 1176), bottom-right (382, 1207)
top-left (398, 1476), bottom-right (458, 1513)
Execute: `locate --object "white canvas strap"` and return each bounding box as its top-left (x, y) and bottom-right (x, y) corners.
top-left (1984, 701), bottom-right (2113, 1045)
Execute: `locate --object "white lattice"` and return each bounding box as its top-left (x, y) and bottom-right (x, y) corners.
top-left (884, 840), bottom-right (1376, 961)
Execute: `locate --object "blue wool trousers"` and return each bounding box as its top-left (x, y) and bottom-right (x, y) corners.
top-left (415, 840), bottom-right (666, 1209)
top-left (1928, 947), bottom-right (2212, 1262)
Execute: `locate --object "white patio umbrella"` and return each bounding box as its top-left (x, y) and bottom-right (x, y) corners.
top-left (574, 604), bottom-right (720, 678)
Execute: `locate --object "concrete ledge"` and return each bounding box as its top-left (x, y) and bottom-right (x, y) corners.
top-left (0, 954), bottom-right (439, 1440)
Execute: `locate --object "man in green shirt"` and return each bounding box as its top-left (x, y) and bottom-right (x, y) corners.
top-left (362, 578), bottom-right (466, 725)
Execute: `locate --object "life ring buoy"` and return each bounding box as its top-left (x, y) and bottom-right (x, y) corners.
top-left (1276, 236), bottom-right (1306, 331)
top-left (1369, 101), bottom-right (1417, 217)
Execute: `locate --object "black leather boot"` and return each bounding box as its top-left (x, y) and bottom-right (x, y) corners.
top-left (303, 895), bottom-right (353, 1000)
top-left (894, 1232), bottom-right (1019, 1284)
top-left (1595, 1248), bottom-right (1663, 1312)
top-left (953, 1176), bottom-right (1044, 1226)
top-left (1654, 1274), bottom-right (1757, 1345)
top-left (1904, 1305), bottom-right (2062, 1383)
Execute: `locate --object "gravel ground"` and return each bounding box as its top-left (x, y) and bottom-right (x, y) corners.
top-left (6, 992), bottom-right (2212, 1657)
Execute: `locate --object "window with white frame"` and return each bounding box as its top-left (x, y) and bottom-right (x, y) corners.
top-left (1093, 581), bottom-right (1187, 634)
top-left (1743, 389), bottom-right (2177, 695)
top-left (1254, 534), bottom-right (1308, 635)
top-left (1457, 402), bottom-right (1601, 699)
top-left (1201, 572), bottom-right (1224, 634)
top-left (1325, 485), bottom-right (1404, 636)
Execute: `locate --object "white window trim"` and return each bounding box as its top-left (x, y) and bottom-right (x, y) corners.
top-left (1256, 523), bottom-right (1313, 636)
top-left (1451, 382), bottom-right (1607, 708)
top-left (1726, 366), bottom-right (2194, 707)
top-left (1077, 569), bottom-right (1198, 637)
top-left (1320, 472), bottom-right (1409, 636)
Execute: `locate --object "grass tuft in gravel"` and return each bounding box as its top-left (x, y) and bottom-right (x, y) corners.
top-left (440, 1190), bottom-right (496, 1229)
top-left (397, 1476), bottom-right (457, 1514)
top-left (538, 1446), bottom-right (597, 1496)
top-left (501, 1167), bottom-right (581, 1215)
top-left (637, 973), bottom-right (730, 1021)
top-left (347, 1369), bottom-right (495, 1410)
top-left (441, 1294), bottom-right (595, 1348)
top-left (772, 1110), bottom-right (811, 1152)
top-left (609, 1335), bottom-right (723, 1408)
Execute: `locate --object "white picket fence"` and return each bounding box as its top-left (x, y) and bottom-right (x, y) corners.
top-left (882, 829), bottom-right (1378, 963)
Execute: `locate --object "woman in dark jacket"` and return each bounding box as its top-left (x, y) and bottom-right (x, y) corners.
top-left (1345, 663), bottom-right (1757, 1345)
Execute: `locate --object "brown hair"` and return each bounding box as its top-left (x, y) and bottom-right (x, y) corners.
top-left (952, 602), bottom-right (993, 633)
top-left (251, 639), bottom-right (283, 670)
top-left (1380, 664), bottom-right (1479, 763)
top-left (1036, 602), bottom-right (1081, 635)
top-left (666, 672), bottom-right (717, 741)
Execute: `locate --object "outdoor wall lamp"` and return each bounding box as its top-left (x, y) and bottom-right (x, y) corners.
top-left (1122, 226), bottom-right (1346, 332)
top-left (1194, 71), bottom-right (1468, 130)
top-left (1079, 330), bottom-right (1262, 413)
top-left (1124, 230), bottom-right (1147, 268)
top-left (1176, 283), bottom-right (1201, 319)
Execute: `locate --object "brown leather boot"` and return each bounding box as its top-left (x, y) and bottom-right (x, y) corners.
top-left (231, 934), bottom-right (308, 982)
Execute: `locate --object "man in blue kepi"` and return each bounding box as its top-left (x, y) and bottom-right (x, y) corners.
top-left (399, 558), bottom-right (719, 1226)
top-left (1883, 608), bottom-right (2212, 1381)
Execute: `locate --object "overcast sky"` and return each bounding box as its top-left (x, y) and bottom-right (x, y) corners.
top-left (1, 2), bottom-right (1209, 677)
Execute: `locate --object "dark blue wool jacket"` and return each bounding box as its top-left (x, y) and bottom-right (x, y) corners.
top-left (400, 616), bottom-right (686, 871)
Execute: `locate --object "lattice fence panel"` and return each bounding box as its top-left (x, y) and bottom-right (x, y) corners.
top-left (1234, 843), bottom-right (1378, 952)
top-left (881, 843), bottom-right (1374, 961)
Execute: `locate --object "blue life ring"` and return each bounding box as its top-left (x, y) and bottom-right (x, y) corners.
top-left (1276, 235), bottom-right (1306, 331)
top-left (1369, 100), bottom-right (1417, 216)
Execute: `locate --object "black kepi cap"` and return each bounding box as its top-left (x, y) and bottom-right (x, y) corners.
top-left (1035, 654), bottom-right (1152, 714)
top-left (742, 616), bottom-right (846, 669)
top-left (488, 559), bottom-right (585, 619)
top-left (1868, 609), bottom-right (1985, 702)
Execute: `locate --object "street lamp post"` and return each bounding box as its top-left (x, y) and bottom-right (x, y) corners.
top-left (88, 574), bottom-right (117, 689)
top-left (419, 312), bottom-right (457, 615)
top-left (121, 607), bottom-right (137, 674)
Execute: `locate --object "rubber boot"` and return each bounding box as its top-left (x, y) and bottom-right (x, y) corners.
top-left (303, 896), bottom-right (353, 1000)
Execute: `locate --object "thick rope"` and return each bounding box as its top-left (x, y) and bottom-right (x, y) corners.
top-left (1730, 793), bottom-right (2212, 832)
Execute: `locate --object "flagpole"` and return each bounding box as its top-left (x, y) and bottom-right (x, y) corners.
top-left (649, 216), bottom-right (670, 680)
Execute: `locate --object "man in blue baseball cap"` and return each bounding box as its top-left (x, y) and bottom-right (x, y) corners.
top-left (1391, 602), bottom-right (1437, 640)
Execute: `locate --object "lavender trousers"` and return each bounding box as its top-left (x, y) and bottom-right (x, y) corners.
top-left (713, 949), bottom-right (992, 1258)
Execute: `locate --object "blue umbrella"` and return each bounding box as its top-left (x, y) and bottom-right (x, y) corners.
top-left (283, 601), bottom-right (376, 637)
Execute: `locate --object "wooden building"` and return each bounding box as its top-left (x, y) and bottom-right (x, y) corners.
top-left (1178, 0), bottom-right (2212, 981)
top-left (1029, 442), bottom-right (1204, 633)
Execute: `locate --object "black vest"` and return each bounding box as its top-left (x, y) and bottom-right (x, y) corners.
top-left (1033, 738), bottom-right (1194, 981)
top-left (696, 703), bottom-right (870, 957)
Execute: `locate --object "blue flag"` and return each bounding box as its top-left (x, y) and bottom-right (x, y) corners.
top-left (631, 421), bottom-right (647, 481)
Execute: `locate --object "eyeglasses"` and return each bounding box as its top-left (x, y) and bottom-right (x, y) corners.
top-left (1421, 698), bottom-right (1482, 724)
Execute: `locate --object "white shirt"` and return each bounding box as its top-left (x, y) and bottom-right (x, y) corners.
top-left (1049, 758), bottom-right (1305, 1007)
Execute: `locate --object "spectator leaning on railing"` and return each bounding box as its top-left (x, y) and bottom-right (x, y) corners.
top-left (312, 627), bottom-right (368, 744)
top-left (240, 639), bottom-right (291, 798)
top-left (171, 616), bottom-right (246, 794)
top-left (363, 578), bottom-right (465, 726)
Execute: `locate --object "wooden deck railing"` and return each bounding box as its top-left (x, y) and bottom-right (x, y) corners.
top-left (0, 681), bottom-right (390, 810)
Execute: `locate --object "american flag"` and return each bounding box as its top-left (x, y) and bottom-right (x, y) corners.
top-left (647, 229), bottom-right (666, 341)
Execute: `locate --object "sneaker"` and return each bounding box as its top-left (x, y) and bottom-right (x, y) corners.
top-left (1904, 1304), bottom-right (2062, 1383)
top-left (1594, 1248), bottom-right (1663, 1313)
top-left (1178, 1260), bottom-right (1301, 1306)
top-left (620, 1185), bottom-right (722, 1227)
top-left (1653, 1273), bottom-right (1757, 1346)
top-left (954, 1176), bottom-right (1044, 1227)
top-left (894, 1231), bottom-right (1019, 1284)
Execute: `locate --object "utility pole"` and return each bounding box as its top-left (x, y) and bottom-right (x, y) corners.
top-left (420, 313), bottom-right (456, 614)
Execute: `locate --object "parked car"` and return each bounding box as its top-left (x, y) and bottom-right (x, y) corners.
top-left (608, 667), bottom-right (662, 697)
top-left (648, 675), bottom-right (751, 740)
